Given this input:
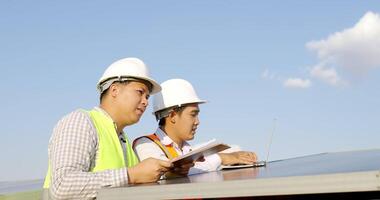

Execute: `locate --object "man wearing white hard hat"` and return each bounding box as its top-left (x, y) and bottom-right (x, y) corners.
top-left (133, 79), bottom-right (257, 176)
top-left (43, 58), bottom-right (173, 199)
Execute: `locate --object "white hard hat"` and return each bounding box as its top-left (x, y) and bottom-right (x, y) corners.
top-left (97, 57), bottom-right (161, 94)
top-left (153, 79), bottom-right (206, 120)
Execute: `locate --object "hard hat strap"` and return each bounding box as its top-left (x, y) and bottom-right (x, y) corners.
top-left (98, 76), bottom-right (150, 94)
top-left (155, 109), bottom-right (171, 121)
top-left (154, 106), bottom-right (185, 121)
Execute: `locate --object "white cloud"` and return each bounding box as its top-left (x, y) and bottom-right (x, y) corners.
top-left (310, 64), bottom-right (346, 86)
top-left (307, 11), bottom-right (380, 85)
top-left (283, 78), bottom-right (311, 89)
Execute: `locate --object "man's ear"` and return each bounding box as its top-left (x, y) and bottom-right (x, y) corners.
top-left (169, 111), bottom-right (177, 124)
top-left (109, 83), bottom-right (120, 98)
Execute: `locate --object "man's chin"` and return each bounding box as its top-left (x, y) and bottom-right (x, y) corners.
top-left (126, 116), bottom-right (141, 125)
top-left (187, 135), bottom-right (195, 141)
top-left (134, 117), bottom-right (142, 123)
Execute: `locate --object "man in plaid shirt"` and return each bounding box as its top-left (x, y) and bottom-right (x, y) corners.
top-left (43, 58), bottom-right (185, 199)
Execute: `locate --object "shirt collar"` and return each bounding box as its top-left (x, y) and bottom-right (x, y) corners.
top-left (94, 106), bottom-right (123, 135)
top-left (155, 128), bottom-right (191, 151)
top-left (94, 106), bottom-right (112, 119)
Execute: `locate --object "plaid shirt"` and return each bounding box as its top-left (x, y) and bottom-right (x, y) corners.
top-left (47, 107), bottom-right (129, 199)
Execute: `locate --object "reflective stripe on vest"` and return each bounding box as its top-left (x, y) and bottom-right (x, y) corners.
top-left (133, 133), bottom-right (179, 159)
top-left (43, 109), bottom-right (139, 188)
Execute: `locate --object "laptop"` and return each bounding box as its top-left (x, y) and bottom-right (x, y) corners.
top-left (221, 118), bottom-right (277, 169)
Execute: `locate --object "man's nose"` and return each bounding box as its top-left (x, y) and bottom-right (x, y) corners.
top-left (142, 95), bottom-right (149, 106)
top-left (194, 116), bottom-right (200, 125)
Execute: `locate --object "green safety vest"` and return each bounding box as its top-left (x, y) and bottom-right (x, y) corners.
top-left (43, 109), bottom-right (139, 188)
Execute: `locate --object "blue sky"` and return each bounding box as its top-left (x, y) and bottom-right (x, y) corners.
top-left (1, 1), bottom-right (379, 181)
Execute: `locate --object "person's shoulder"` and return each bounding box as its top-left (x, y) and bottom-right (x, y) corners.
top-left (133, 135), bottom-right (155, 146)
top-left (56, 109), bottom-right (92, 126)
top-left (62, 108), bottom-right (88, 118)
top-left (133, 134), bottom-right (167, 160)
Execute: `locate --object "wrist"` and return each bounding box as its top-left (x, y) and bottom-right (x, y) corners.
top-left (218, 153), bottom-right (228, 165)
top-left (127, 166), bottom-right (136, 184)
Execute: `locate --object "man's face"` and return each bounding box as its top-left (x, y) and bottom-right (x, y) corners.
top-left (173, 104), bottom-right (200, 141)
top-left (115, 81), bottom-right (150, 125)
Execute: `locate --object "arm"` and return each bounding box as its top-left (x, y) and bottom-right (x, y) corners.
top-left (133, 137), bottom-right (169, 162)
top-left (218, 151), bottom-right (258, 165)
top-left (134, 138), bottom-right (193, 178)
top-left (189, 154), bottom-right (222, 175)
top-left (48, 110), bottom-right (129, 199)
top-left (135, 138), bottom-right (223, 175)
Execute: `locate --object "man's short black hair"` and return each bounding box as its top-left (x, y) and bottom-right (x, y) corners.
top-left (99, 80), bottom-right (129, 102)
top-left (158, 106), bottom-right (186, 127)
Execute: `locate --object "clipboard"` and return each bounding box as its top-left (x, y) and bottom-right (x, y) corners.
top-left (171, 141), bottom-right (230, 166)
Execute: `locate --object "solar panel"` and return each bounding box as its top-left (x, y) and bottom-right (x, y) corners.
top-left (98, 149), bottom-right (380, 199)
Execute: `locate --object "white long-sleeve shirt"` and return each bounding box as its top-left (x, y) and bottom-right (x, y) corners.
top-left (133, 128), bottom-right (222, 175)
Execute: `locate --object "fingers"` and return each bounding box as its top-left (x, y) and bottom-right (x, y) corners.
top-left (235, 151), bottom-right (258, 164)
top-left (171, 167), bottom-right (189, 176)
top-left (247, 152), bottom-right (257, 161)
top-left (129, 158), bottom-right (176, 184)
top-left (156, 160), bottom-right (172, 178)
top-left (197, 156), bottom-right (205, 162)
top-left (158, 159), bottom-right (173, 168)
top-left (238, 158), bottom-right (256, 165)
top-left (157, 169), bottom-right (167, 177)
top-left (157, 159), bottom-right (175, 178)
top-left (235, 155), bottom-right (255, 164)
top-left (168, 162), bottom-right (194, 176)
top-left (171, 163), bottom-right (193, 172)
top-left (241, 152), bottom-right (257, 162)
top-left (181, 162), bottom-right (195, 169)
top-left (171, 167), bottom-right (190, 176)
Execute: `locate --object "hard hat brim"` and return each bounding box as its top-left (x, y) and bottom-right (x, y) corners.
top-left (152, 99), bottom-right (207, 115)
top-left (97, 76), bottom-right (161, 94)
top-left (134, 76), bottom-right (161, 94)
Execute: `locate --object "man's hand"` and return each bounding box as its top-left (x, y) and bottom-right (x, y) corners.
top-left (219, 151), bottom-right (257, 166)
top-left (165, 162), bottom-right (195, 178)
top-left (127, 158), bottom-right (172, 184)
top-left (165, 155), bottom-right (205, 178)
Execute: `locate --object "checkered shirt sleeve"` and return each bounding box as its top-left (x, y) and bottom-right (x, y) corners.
top-left (47, 110), bottom-right (129, 199)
